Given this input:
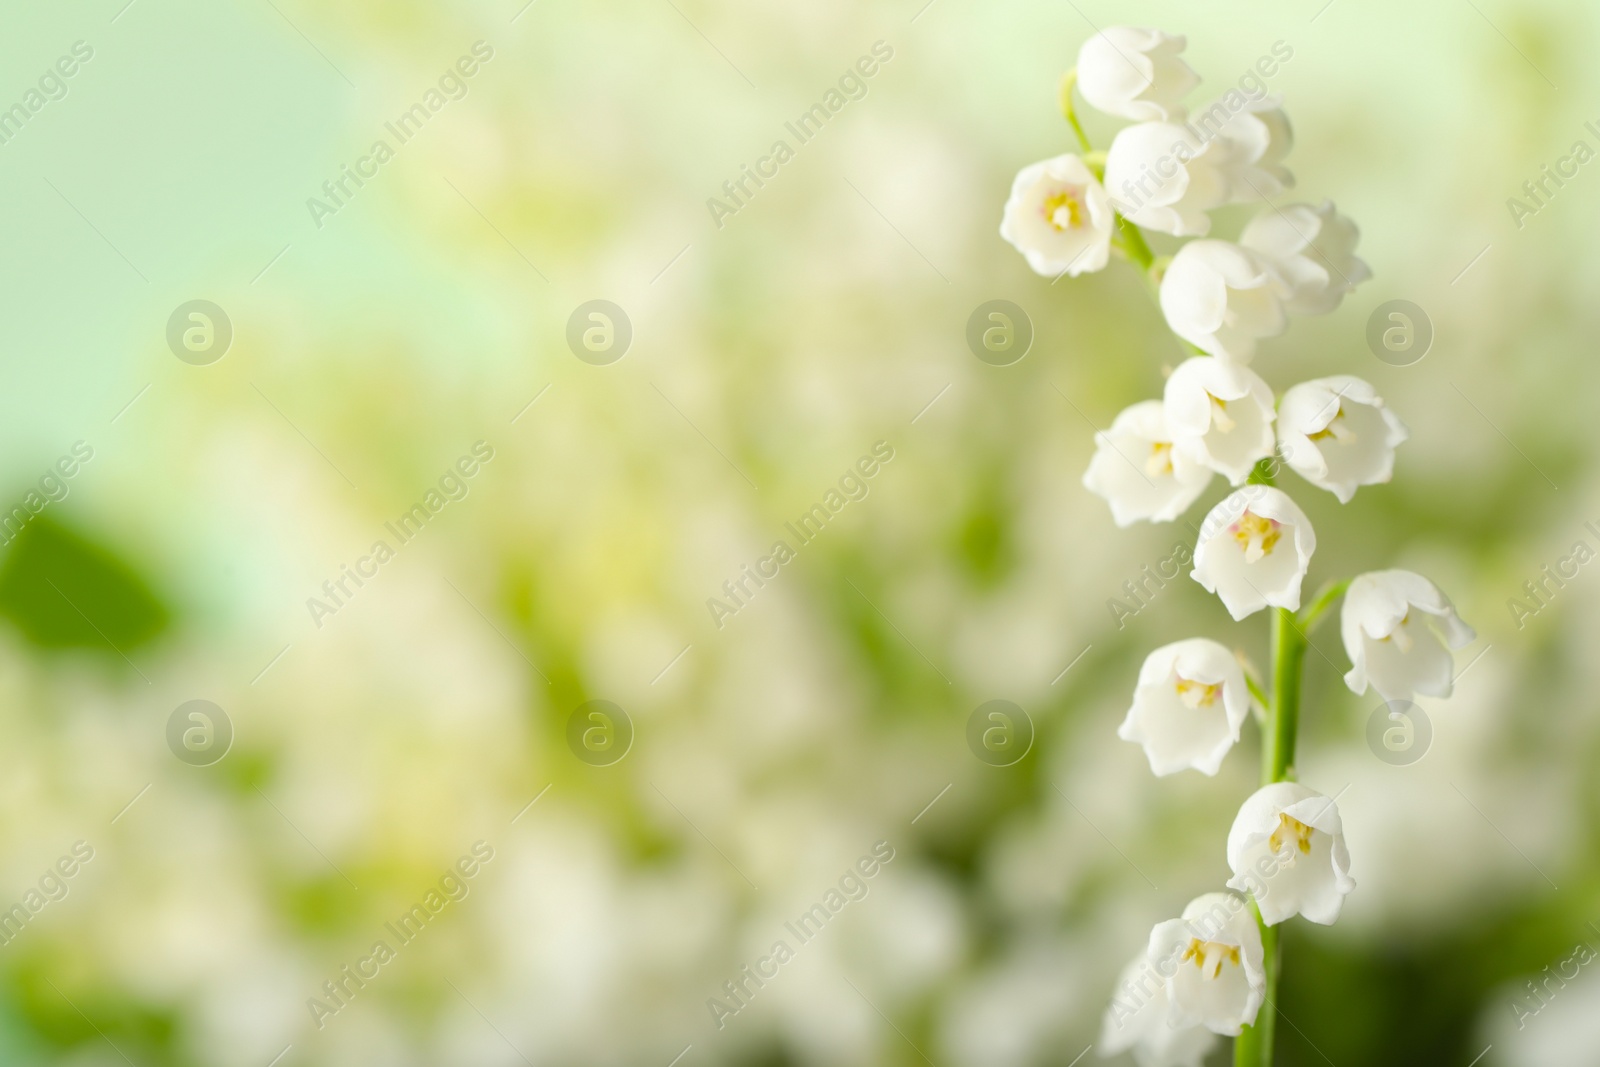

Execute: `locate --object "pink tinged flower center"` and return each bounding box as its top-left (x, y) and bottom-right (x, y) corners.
top-left (1308, 406), bottom-right (1356, 444)
top-left (1268, 812), bottom-right (1315, 857)
top-left (1180, 938), bottom-right (1242, 980)
top-left (1041, 186), bottom-right (1086, 232)
top-left (1207, 394), bottom-right (1236, 433)
top-left (1230, 513), bottom-right (1282, 563)
top-left (1175, 676), bottom-right (1222, 709)
top-left (1146, 441), bottom-right (1175, 478)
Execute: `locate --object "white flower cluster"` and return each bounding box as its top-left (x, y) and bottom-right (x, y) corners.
top-left (1000, 27), bottom-right (1478, 1065)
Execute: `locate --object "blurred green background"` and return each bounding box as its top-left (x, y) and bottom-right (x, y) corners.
top-left (0, 0), bottom-right (1596, 1064)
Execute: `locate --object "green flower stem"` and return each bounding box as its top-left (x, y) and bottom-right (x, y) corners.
top-left (1233, 460), bottom-right (1314, 1067)
top-left (1058, 69), bottom-right (1093, 153)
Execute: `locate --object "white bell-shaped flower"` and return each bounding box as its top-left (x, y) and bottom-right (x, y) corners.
top-left (1083, 400), bottom-right (1214, 526)
top-left (1192, 487), bottom-right (1316, 620)
top-left (1147, 892), bottom-right (1266, 1037)
top-left (1000, 154), bottom-right (1115, 277)
top-left (1341, 570), bottom-right (1476, 702)
top-left (1159, 241), bottom-right (1288, 363)
top-left (1076, 27), bottom-right (1199, 122)
top-left (1104, 123), bottom-right (1233, 236)
top-left (1226, 782), bottom-right (1356, 926)
top-left (1118, 638), bottom-right (1252, 776)
top-left (1162, 357), bottom-right (1276, 485)
top-left (1100, 953), bottom-right (1219, 1067)
top-left (1278, 376), bottom-right (1408, 503)
top-left (1240, 200), bottom-right (1371, 316)
top-left (1214, 102), bottom-right (1295, 202)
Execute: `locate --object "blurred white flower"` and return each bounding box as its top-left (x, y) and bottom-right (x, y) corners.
top-left (1104, 123), bottom-right (1232, 236)
top-left (1278, 376), bottom-right (1408, 503)
top-left (1117, 638), bottom-right (1251, 777)
top-left (1341, 570), bottom-right (1477, 702)
top-left (1099, 953), bottom-right (1218, 1067)
top-left (1147, 892), bottom-right (1265, 1036)
top-left (1240, 200), bottom-right (1371, 316)
top-left (1000, 154), bottom-right (1114, 277)
top-left (1192, 487), bottom-right (1316, 620)
top-left (1214, 103), bottom-right (1295, 201)
top-left (1076, 27), bottom-right (1199, 122)
top-left (1162, 357), bottom-right (1276, 485)
top-left (1082, 400), bottom-right (1214, 526)
top-left (1159, 241), bottom-right (1288, 362)
top-left (1226, 781), bottom-right (1356, 926)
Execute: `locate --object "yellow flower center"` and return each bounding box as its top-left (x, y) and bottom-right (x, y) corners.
top-left (1268, 812), bottom-right (1315, 856)
top-left (1231, 513), bottom-right (1281, 564)
top-left (1175, 676), bottom-right (1222, 709)
top-left (1180, 938), bottom-right (1242, 980)
top-left (1208, 394), bottom-right (1236, 433)
top-left (1042, 187), bottom-right (1086, 232)
top-left (1308, 406), bottom-right (1356, 444)
top-left (1146, 441), bottom-right (1174, 478)
top-left (1380, 611), bottom-right (1414, 652)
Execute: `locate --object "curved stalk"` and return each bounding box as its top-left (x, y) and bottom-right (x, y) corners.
top-left (1058, 69), bottom-right (1093, 153)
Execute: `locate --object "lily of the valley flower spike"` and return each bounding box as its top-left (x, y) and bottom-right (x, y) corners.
top-left (1226, 782), bottom-right (1356, 926)
top-left (1000, 153), bottom-right (1115, 277)
top-left (1240, 200), bottom-right (1371, 316)
top-left (1162, 357), bottom-right (1276, 484)
top-left (1004, 26), bottom-right (1451, 1064)
top-left (1342, 569), bottom-right (1477, 702)
top-left (1100, 954), bottom-right (1218, 1067)
top-left (1148, 892), bottom-right (1266, 1036)
top-left (1083, 400), bottom-right (1214, 525)
top-left (1159, 240), bottom-right (1288, 362)
top-left (1075, 27), bottom-right (1199, 122)
top-left (1277, 376), bottom-right (1408, 503)
top-left (1104, 123), bottom-right (1234, 236)
top-left (1119, 638), bottom-right (1251, 776)
top-left (1193, 487), bottom-right (1316, 620)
